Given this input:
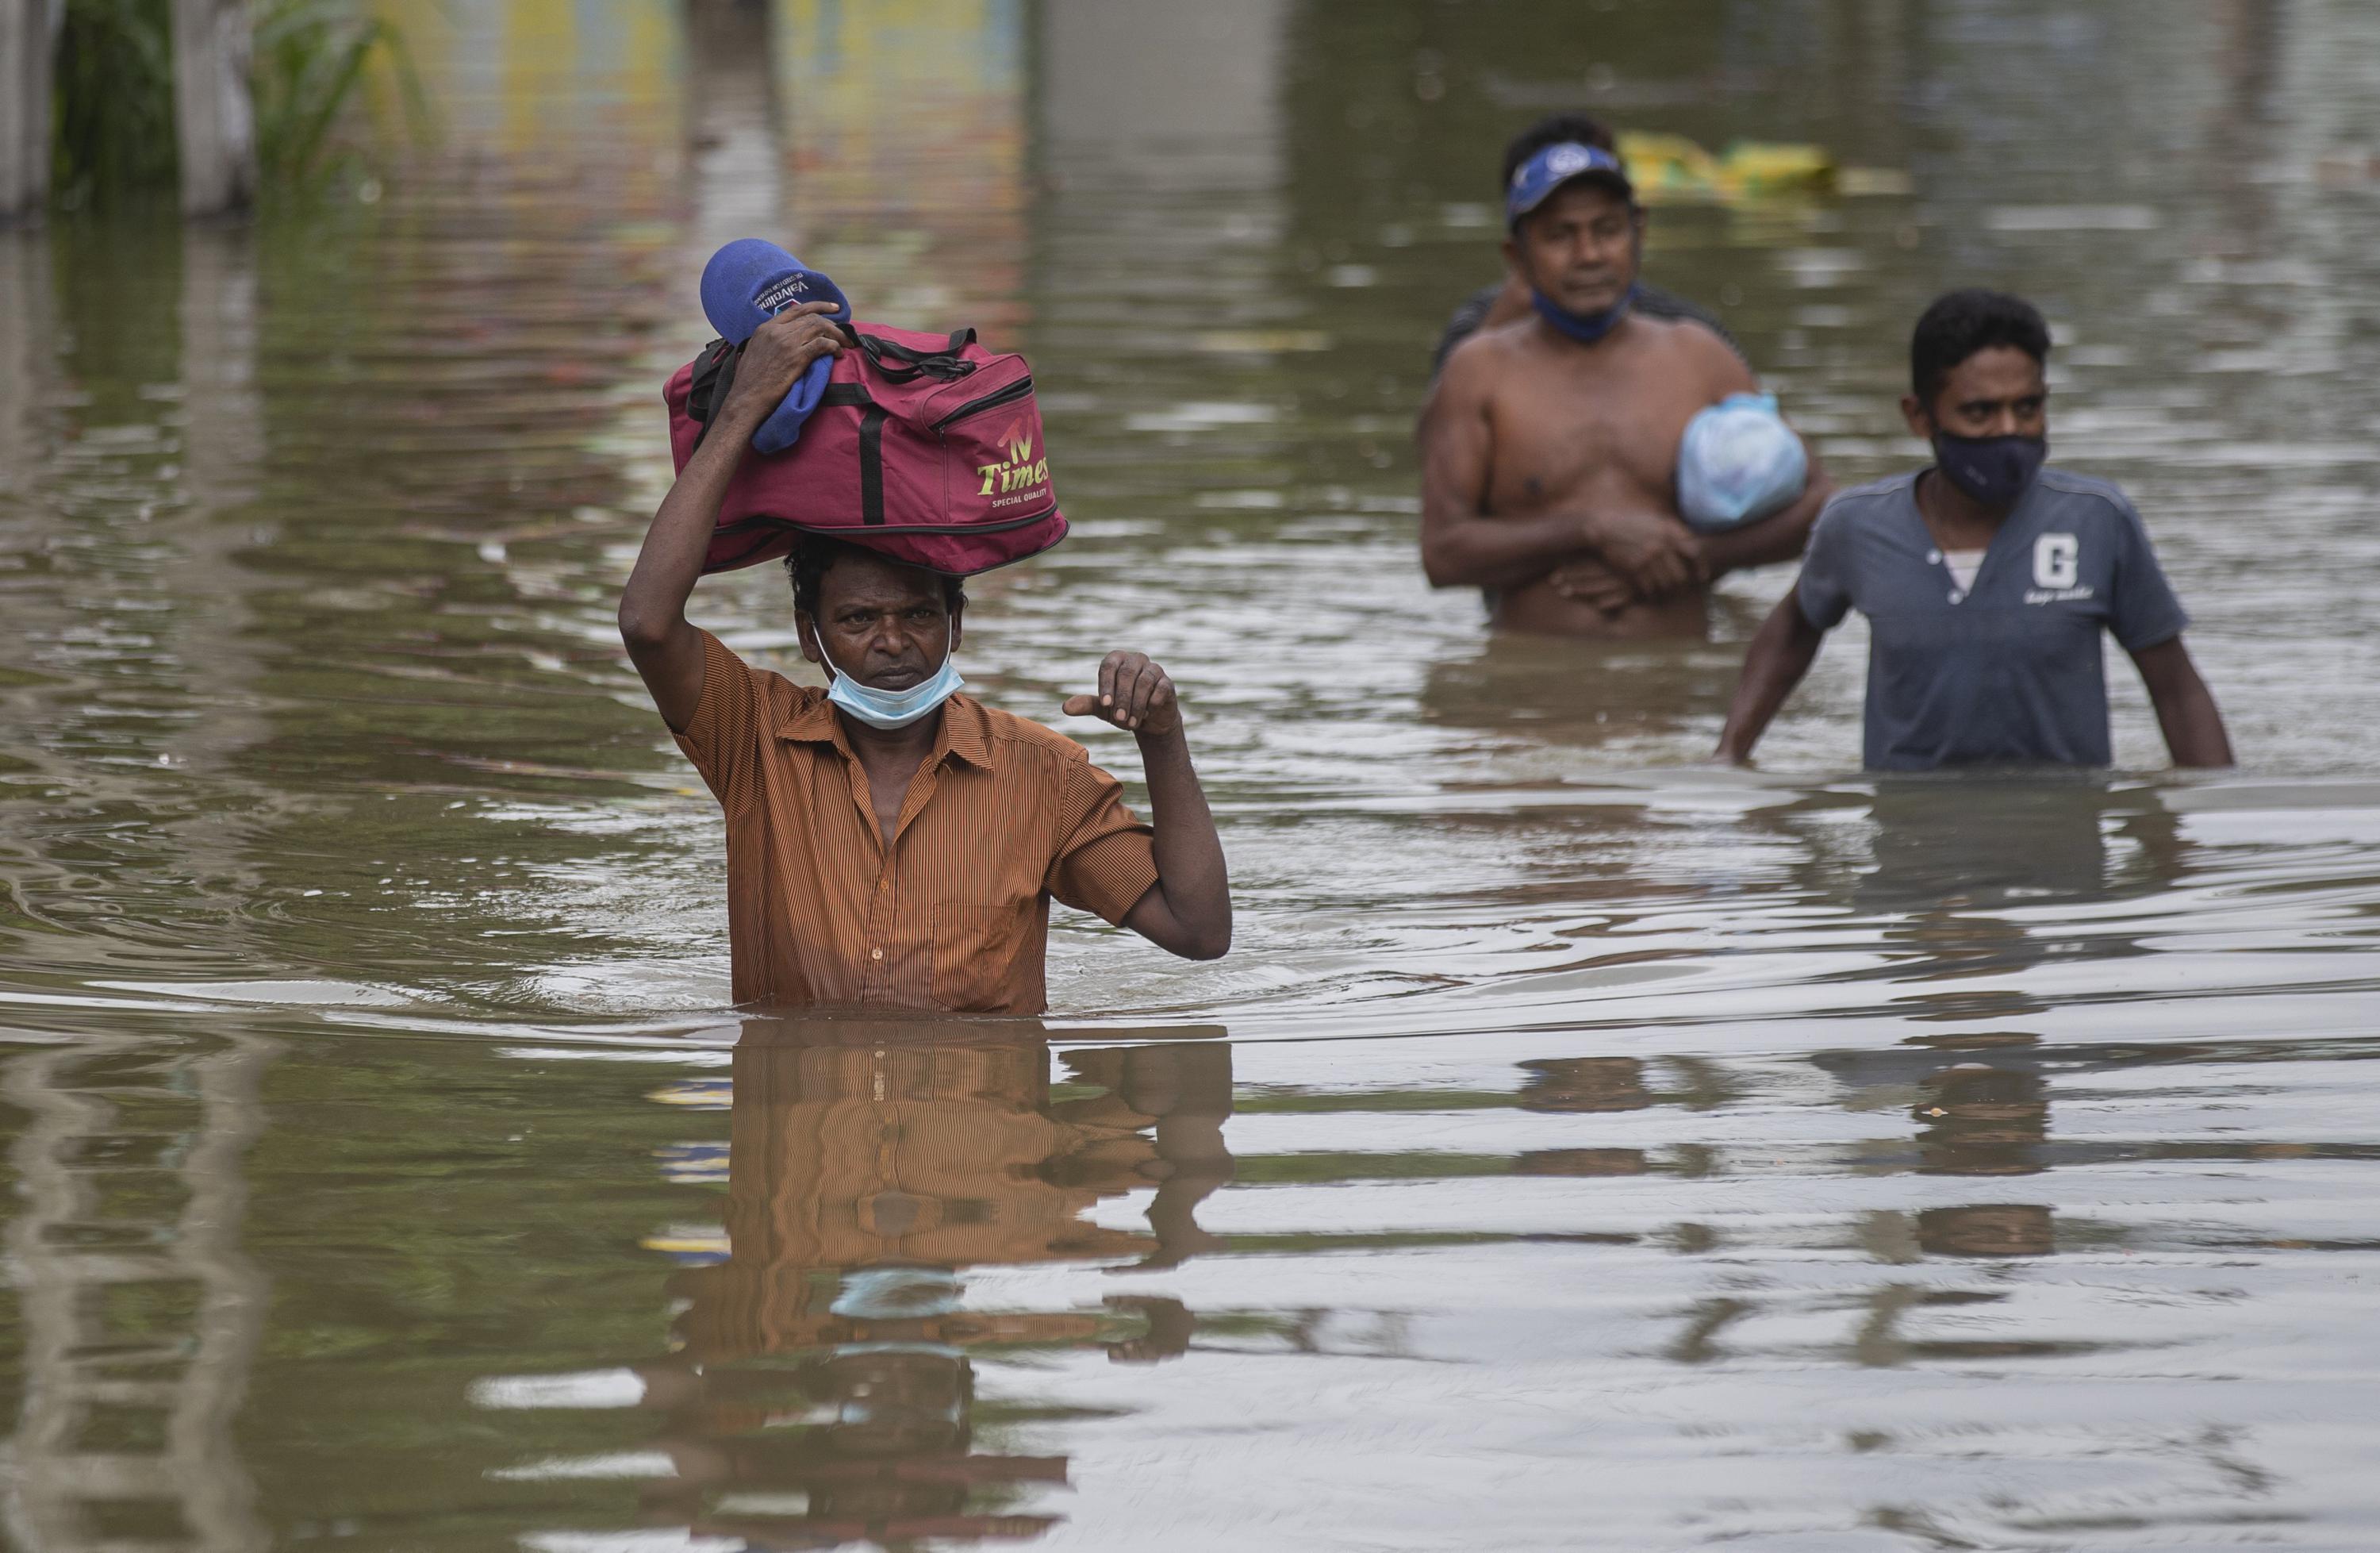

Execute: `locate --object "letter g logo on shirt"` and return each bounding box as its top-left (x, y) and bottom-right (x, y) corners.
top-left (2034, 533), bottom-right (2080, 590)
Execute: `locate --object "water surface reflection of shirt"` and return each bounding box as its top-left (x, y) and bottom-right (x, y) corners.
top-left (672, 631), bottom-right (1159, 1011)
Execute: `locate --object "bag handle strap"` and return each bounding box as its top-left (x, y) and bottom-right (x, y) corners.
top-left (839, 325), bottom-right (978, 384)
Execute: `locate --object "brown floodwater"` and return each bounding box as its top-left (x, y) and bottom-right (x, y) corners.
top-left (5, 1), bottom-right (2380, 1547)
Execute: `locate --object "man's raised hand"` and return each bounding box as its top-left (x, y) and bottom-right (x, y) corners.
top-left (1063, 652), bottom-right (1181, 737)
top-left (720, 301), bottom-right (845, 421)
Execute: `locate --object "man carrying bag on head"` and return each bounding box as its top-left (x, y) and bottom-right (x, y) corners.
top-left (620, 297), bottom-right (1231, 1014)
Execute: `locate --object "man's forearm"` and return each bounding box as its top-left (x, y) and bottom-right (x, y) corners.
top-left (1716, 592), bottom-right (1825, 762)
top-left (2159, 687), bottom-right (2233, 768)
top-left (2136, 640), bottom-right (2234, 768)
top-left (1697, 467), bottom-right (1836, 579)
top-left (1135, 725), bottom-right (1231, 959)
top-left (1420, 509), bottom-right (1588, 590)
top-left (619, 399), bottom-right (767, 645)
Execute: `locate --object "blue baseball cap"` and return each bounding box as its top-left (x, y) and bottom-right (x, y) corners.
top-left (699, 238), bottom-right (851, 345)
top-left (695, 239), bottom-right (853, 456)
top-left (1506, 141), bottom-right (1633, 229)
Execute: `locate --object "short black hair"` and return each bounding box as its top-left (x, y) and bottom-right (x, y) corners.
top-left (1499, 113), bottom-right (1618, 190)
top-left (786, 536), bottom-right (965, 620)
top-left (1910, 289), bottom-right (2052, 409)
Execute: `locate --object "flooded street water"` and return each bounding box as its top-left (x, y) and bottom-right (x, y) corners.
top-left (6, 1), bottom-right (2380, 1547)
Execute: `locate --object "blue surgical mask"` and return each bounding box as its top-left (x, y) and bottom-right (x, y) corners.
top-left (1532, 283), bottom-right (1637, 344)
top-left (819, 621), bottom-right (965, 730)
top-left (1932, 430), bottom-right (2047, 509)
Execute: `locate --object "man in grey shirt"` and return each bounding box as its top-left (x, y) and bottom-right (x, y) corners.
top-left (1716, 289), bottom-right (2232, 771)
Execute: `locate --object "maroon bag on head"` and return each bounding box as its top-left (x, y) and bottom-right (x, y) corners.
top-left (662, 321), bottom-right (1068, 577)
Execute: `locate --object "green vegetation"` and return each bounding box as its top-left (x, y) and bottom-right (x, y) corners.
top-left (252, 0), bottom-right (425, 193)
top-left (50, 0), bottom-right (178, 206)
top-left (49, 0), bottom-right (423, 210)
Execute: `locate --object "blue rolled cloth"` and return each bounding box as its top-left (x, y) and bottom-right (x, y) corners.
top-left (698, 239), bottom-right (853, 455)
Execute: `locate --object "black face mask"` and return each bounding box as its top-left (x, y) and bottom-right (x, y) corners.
top-left (1931, 430), bottom-right (2047, 508)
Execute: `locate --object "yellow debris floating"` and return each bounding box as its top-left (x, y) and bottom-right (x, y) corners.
top-left (641, 1232), bottom-right (729, 1256)
top-left (646, 1081), bottom-right (732, 1109)
top-left (1618, 132), bottom-right (1841, 202)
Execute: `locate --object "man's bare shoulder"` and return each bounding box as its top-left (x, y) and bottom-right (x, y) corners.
top-left (1422, 324), bottom-right (1533, 434)
top-left (1627, 310), bottom-right (1722, 352)
top-left (1633, 313), bottom-right (1757, 388)
top-left (1438, 319), bottom-right (1535, 385)
top-left (1441, 316), bottom-right (1582, 406)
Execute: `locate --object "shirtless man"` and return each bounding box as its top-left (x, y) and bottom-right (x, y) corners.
top-left (1418, 140), bottom-right (1832, 637)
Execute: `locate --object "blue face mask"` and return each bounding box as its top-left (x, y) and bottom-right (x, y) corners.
top-left (1532, 282), bottom-right (1637, 344)
top-left (1932, 430), bottom-right (2048, 509)
top-left (818, 621), bottom-right (965, 730)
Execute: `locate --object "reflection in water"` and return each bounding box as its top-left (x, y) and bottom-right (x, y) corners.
top-left (1514, 1055), bottom-right (1651, 1176)
top-left (1910, 1056), bottom-right (2056, 1259)
top-left (1518, 1055), bottom-right (1648, 1113)
top-left (684, 0), bottom-right (782, 253)
top-left (1058, 1043), bottom-right (1238, 1271)
top-left (0, 212), bottom-right (280, 1550)
top-left (1915, 1201), bottom-right (2052, 1260)
top-left (1853, 777), bottom-right (2190, 916)
top-left (1418, 633), bottom-right (1752, 759)
top-left (1824, 1036), bottom-right (2057, 1270)
top-left (1, 1036), bottom-right (273, 1552)
top-left (1769, 776), bottom-right (2206, 1027)
top-left (782, 0), bottom-right (1031, 328)
top-left (0, 235), bottom-right (51, 505)
top-left (606, 1021), bottom-right (1229, 1545)
top-left (1914, 1059), bottom-right (2049, 1178)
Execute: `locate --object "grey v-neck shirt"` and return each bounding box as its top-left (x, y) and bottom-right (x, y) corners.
top-left (1795, 469), bottom-right (2190, 771)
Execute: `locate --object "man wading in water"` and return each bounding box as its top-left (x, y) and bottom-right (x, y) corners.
top-left (1418, 139), bottom-right (1833, 637)
top-left (619, 302), bottom-right (1231, 1013)
top-left (1715, 289), bottom-right (2232, 771)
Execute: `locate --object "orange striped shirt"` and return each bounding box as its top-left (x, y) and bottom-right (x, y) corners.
top-left (672, 630), bottom-right (1160, 1013)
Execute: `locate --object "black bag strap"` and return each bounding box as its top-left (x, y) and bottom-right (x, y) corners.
top-left (858, 405), bottom-right (889, 524)
top-left (686, 337), bottom-right (742, 448)
top-left (808, 385), bottom-right (889, 523)
top-left (843, 327), bottom-right (977, 384)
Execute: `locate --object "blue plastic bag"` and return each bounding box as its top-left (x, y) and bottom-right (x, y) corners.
top-left (1676, 392), bottom-right (1807, 532)
top-left (697, 239), bottom-right (853, 456)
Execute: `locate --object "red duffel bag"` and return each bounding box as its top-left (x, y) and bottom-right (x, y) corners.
top-left (662, 323), bottom-right (1068, 577)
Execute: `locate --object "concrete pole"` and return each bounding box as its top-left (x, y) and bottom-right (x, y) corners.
top-left (0, 0), bottom-right (51, 221)
top-left (171, 0), bottom-right (257, 216)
